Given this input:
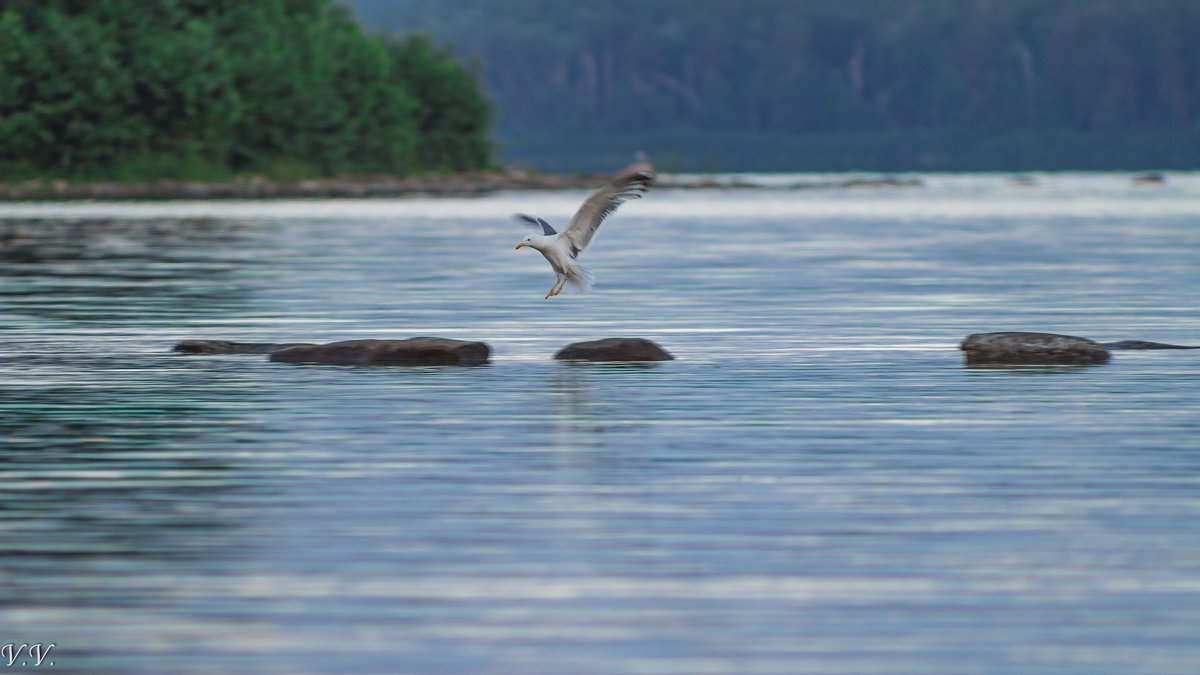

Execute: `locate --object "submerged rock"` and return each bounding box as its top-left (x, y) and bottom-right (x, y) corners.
top-left (1132, 171), bottom-right (1166, 185)
top-left (174, 340), bottom-right (309, 355)
top-left (554, 337), bottom-right (674, 362)
top-left (269, 338), bottom-right (490, 366)
top-left (960, 332), bottom-right (1110, 366)
top-left (1102, 340), bottom-right (1199, 350)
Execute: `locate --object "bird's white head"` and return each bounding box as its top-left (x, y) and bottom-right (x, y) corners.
top-left (515, 234), bottom-right (539, 251)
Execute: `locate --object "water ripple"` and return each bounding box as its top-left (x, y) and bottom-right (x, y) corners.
top-left (2, 174), bottom-right (1199, 673)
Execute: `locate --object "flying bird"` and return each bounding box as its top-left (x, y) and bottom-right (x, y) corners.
top-left (514, 167), bottom-right (655, 298)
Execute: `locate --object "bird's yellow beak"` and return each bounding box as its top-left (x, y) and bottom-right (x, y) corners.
top-left (515, 243), bottom-right (526, 250)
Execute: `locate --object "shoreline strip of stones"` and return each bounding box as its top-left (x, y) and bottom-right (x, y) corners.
top-left (0, 173), bottom-right (924, 202)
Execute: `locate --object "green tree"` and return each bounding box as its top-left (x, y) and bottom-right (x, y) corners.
top-left (391, 34), bottom-right (491, 171)
top-left (0, 0), bottom-right (491, 179)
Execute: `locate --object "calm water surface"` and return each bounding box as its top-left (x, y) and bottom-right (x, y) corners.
top-left (2, 173), bottom-right (1200, 673)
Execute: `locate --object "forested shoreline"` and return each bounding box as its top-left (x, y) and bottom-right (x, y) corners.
top-left (2, 0), bottom-right (1196, 182)
top-left (347, 0), bottom-right (1200, 172)
top-left (0, 0), bottom-right (491, 181)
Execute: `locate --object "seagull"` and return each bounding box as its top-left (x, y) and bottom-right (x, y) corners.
top-left (514, 167), bottom-right (655, 298)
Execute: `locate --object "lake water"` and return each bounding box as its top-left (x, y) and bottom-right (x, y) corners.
top-left (2, 173), bottom-right (1200, 674)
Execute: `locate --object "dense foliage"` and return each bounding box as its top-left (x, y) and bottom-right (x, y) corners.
top-left (346, 0), bottom-right (1200, 171)
top-left (0, 0), bottom-right (491, 179)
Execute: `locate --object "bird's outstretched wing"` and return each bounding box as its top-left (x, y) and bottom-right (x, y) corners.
top-left (514, 213), bottom-right (556, 236)
top-left (560, 169), bottom-right (654, 258)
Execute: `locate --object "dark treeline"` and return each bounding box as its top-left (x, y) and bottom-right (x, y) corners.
top-left (0, 0), bottom-right (491, 180)
top-left (346, 0), bottom-right (1200, 172)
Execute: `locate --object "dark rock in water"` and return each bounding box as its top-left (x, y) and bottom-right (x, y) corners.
top-left (960, 332), bottom-right (1109, 366)
top-left (1132, 171), bottom-right (1166, 185)
top-left (1103, 340), bottom-right (1199, 350)
top-left (554, 337), bottom-right (674, 362)
top-left (269, 338), bottom-right (490, 366)
top-left (174, 340), bottom-right (310, 355)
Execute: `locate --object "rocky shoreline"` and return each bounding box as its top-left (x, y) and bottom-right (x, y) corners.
top-left (0, 170), bottom-right (604, 202)
top-left (174, 337), bottom-right (674, 365)
top-left (0, 169), bottom-right (922, 201)
top-left (174, 333), bottom-right (1196, 368)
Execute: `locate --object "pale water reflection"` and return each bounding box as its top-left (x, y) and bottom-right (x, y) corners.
top-left (2, 174), bottom-right (1200, 673)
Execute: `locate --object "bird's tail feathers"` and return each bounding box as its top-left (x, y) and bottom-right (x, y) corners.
top-left (565, 264), bottom-right (595, 294)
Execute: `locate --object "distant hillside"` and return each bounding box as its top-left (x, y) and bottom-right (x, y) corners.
top-left (343, 0), bottom-right (1200, 172)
